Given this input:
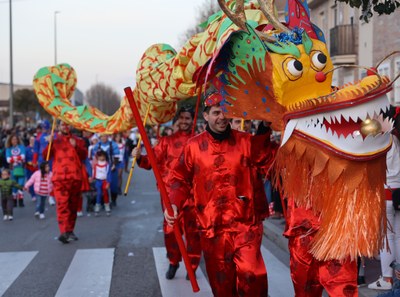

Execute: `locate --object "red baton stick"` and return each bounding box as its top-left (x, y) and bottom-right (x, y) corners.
top-left (124, 87), bottom-right (200, 292)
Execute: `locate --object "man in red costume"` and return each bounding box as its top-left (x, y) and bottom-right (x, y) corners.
top-left (165, 92), bottom-right (275, 297)
top-left (44, 121), bottom-right (87, 244)
top-left (284, 201), bottom-right (358, 296)
top-left (132, 106), bottom-right (201, 280)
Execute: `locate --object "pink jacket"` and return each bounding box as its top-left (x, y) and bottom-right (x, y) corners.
top-left (25, 170), bottom-right (53, 195)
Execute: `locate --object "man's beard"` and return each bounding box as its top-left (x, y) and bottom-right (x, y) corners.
top-left (179, 124), bottom-right (191, 132)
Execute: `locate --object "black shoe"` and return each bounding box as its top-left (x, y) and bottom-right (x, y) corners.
top-left (58, 233), bottom-right (69, 244)
top-left (111, 201), bottom-right (117, 208)
top-left (18, 200), bottom-right (24, 207)
top-left (165, 264), bottom-right (179, 280)
top-left (67, 232), bottom-right (79, 241)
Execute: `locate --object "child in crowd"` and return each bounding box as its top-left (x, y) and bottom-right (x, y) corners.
top-left (24, 161), bottom-right (53, 219)
top-left (0, 168), bottom-right (23, 221)
top-left (92, 150), bottom-right (111, 216)
top-left (6, 134), bottom-right (26, 207)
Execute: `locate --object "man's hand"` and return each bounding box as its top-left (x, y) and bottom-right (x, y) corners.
top-left (69, 137), bottom-right (76, 147)
top-left (132, 147), bottom-right (141, 159)
top-left (395, 269), bottom-right (400, 280)
top-left (47, 135), bottom-right (53, 143)
top-left (164, 204), bottom-right (178, 227)
top-left (105, 182), bottom-right (110, 190)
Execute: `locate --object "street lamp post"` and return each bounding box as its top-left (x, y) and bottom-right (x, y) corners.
top-left (54, 11), bottom-right (60, 65)
top-left (9, 0), bottom-right (14, 128)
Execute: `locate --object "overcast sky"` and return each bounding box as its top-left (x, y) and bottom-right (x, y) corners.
top-left (0, 0), bottom-right (207, 96)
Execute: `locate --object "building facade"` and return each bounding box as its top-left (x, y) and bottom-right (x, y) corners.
top-left (308, 0), bottom-right (400, 105)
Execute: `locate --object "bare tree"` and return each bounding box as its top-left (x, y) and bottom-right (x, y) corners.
top-left (85, 83), bottom-right (121, 115)
top-left (179, 0), bottom-right (220, 47)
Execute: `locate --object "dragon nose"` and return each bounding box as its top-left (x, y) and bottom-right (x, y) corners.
top-left (315, 71), bottom-right (326, 82)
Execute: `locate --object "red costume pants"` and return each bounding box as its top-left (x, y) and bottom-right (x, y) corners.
top-left (53, 180), bottom-right (82, 234)
top-left (200, 223), bottom-right (268, 297)
top-left (289, 235), bottom-right (358, 297)
top-left (164, 203), bottom-right (201, 271)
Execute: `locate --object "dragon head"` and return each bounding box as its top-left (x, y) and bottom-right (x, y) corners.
top-left (204, 0), bottom-right (396, 260)
top-left (206, 0), bottom-right (393, 162)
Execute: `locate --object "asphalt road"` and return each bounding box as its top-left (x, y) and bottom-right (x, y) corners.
top-left (0, 167), bottom-right (165, 297)
top-left (0, 165), bottom-right (384, 297)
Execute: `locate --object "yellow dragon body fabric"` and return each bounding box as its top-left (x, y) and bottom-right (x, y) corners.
top-left (33, 0), bottom-right (398, 262)
top-left (32, 1), bottom-right (267, 132)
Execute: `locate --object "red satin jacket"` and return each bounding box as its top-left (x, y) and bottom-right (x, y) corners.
top-left (43, 134), bottom-right (87, 182)
top-left (169, 129), bottom-right (275, 238)
top-left (139, 130), bottom-right (192, 187)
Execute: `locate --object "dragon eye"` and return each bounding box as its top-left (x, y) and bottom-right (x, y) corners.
top-left (287, 59), bottom-right (303, 77)
top-left (311, 51), bottom-right (327, 70)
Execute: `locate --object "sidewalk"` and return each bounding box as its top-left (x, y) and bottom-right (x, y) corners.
top-left (263, 218), bottom-right (389, 297)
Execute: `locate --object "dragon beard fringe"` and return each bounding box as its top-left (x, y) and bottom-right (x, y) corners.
top-left (273, 136), bottom-right (387, 261)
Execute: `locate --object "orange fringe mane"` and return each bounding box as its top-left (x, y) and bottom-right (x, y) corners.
top-left (273, 135), bottom-right (387, 261)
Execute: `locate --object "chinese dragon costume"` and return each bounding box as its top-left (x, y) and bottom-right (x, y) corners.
top-left (33, 0), bottom-right (399, 263)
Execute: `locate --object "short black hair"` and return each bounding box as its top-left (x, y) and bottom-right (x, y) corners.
top-left (203, 102), bottom-right (222, 114)
top-left (96, 150), bottom-right (108, 159)
top-left (177, 105), bottom-right (195, 119)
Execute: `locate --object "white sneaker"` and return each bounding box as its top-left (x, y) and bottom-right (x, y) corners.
top-left (104, 203), bottom-right (111, 212)
top-left (368, 276), bottom-right (392, 290)
top-left (105, 203), bottom-right (111, 216)
top-left (34, 211), bottom-right (40, 217)
top-left (8, 216), bottom-right (13, 221)
top-left (94, 204), bottom-right (100, 212)
top-left (77, 211), bottom-right (83, 217)
top-left (49, 196), bottom-right (56, 206)
top-left (3, 215), bottom-right (8, 221)
top-left (39, 213), bottom-right (45, 219)
top-left (94, 204), bottom-right (100, 216)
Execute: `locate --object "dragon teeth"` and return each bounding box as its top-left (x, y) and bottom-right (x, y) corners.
top-left (281, 94), bottom-right (392, 155)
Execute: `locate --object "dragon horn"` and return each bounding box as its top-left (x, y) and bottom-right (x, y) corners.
top-left (217, 0), bottom-right (246, 30)
top-left (257, 0), bottom-right (290, 33)
top-left (217, 0), bottom-right (276, 42)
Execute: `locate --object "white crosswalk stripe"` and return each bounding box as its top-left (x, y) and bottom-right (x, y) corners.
top-left (153, 247), bottom-right (213, 297)
top-left (0, 245), bottom-right (293, 297)
top-left (0, 251), bottom-right (38, 296)
top-left (153, 245), bottom-right (293, 297)
top-left (55, 248), bottom-right (114, 297)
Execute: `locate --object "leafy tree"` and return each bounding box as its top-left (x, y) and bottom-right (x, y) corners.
top-left (85, 83), bottom-right (121, 115)
top-left (337, 0), bottom-right (400, 22)
top-left (12, 88), bottom-right (49, 127)
top-left (14, 88), bottom-right (47, 117)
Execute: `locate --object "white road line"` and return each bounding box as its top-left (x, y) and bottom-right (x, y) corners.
top-left (0, 251), bottom-right (38, 296)
top-left (153, 247), bottom-right (212, 297)
top-left (55, 248), bottom-right (114, 297)
top-left (261, 245), bottom-right (294, 297)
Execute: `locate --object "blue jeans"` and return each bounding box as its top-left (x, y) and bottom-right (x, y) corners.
top-left (12, 176), bottom-right (25, 194)
top-left (264, 180), bottom-right (272, 204)
top-left (378, 279), bottom-right (400, 297)
top-left (25, 170), bottom-right (35, 198)
top-left (35, 195), bottom-right (47, 214)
